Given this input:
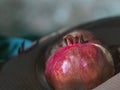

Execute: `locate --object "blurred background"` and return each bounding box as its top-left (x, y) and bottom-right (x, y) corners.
top-left (0, 0), bottom-right (120, 60)
top-left (0, 0), bottom-right (120, 37)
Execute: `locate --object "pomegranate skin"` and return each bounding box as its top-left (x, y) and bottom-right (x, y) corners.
top-left (45, 38), bottom-right (115, 90)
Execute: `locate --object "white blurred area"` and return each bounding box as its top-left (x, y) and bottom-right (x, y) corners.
top-left (0, 0), bottom-right (120, 36)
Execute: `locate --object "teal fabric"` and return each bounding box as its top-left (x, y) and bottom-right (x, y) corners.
top-left (0, 36), bottom-right (32, 60)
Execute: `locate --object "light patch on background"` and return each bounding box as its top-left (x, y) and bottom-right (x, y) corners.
top-left (0, 0), bottom-right (120, 36)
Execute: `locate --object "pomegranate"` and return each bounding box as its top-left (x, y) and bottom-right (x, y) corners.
top-left (45, 30), bottom-right (115, 90)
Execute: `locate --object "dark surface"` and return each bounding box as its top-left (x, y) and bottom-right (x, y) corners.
top-left (0, 16), bottom-right (120, 90)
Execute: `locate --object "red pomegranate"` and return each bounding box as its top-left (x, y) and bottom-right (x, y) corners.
top-left (45, 30), bottom-right (115, 90)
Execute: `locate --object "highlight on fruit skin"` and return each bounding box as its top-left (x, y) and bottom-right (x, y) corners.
top-left (45, 30), bottom-right (115, 90)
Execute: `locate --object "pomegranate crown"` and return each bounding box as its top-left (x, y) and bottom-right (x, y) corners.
top-left (64, 34), bottom-right (88, 46)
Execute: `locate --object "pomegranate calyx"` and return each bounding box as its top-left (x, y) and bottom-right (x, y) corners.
top-left (64, 34), bottom-right (88, 46)
top-left (80, 35), bottom-right (89, 44)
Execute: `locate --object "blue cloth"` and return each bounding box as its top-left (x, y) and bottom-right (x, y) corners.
top-left (0, 36), bottom-right (32, 60)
